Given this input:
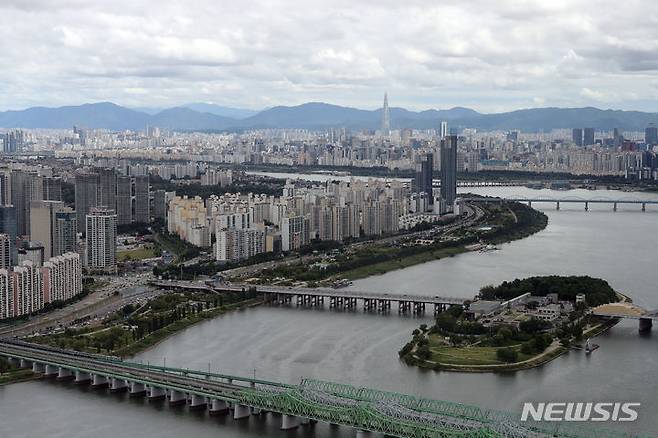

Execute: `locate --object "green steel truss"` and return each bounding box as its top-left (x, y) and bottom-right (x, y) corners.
top-left (0, 342), bottom-right (652, 438)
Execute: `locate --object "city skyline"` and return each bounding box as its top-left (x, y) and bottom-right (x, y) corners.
top-left (4, 1), bottom-right (658, 112)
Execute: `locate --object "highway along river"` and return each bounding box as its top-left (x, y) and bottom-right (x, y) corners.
top-left (2, 186), bottom-right (657, 437)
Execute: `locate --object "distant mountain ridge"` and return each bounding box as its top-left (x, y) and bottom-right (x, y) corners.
top-left (1, 101), bottom-right (657, 132)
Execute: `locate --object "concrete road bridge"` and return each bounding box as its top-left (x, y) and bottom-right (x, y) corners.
top-left (435, 181), bottom-right (522, 188)
top-left (462, 196), bottom-right (658, 212)
top-left (591, 302), bottom-right (658, 332)
top-left (0, 339), bottom-right (643, 438)
top-left (150, 281), bottom-right (465, 315)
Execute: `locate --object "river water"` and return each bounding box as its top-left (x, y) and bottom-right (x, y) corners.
top-left (2, 183), bottom-right (658, 437)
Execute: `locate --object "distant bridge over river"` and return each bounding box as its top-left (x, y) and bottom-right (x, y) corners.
top-left (0, 340), bottom-right (643, 438)
top-left (592, 302), bottom-right (658, 332)
top-left (462, 195), bottom-right (658, 211)
top-left (150, 281), bottom-right (464, 315)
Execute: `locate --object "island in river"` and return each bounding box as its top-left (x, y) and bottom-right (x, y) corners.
top-left (399, 276), bottom-right (623, 372)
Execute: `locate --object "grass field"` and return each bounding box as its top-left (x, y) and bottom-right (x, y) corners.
top-left (0, 369), bottom-right (35, 385)
top-left (117, 246), bottom-right (159, 261)
top-left (427, 335), bottom-right (533, 365)
top-left (340, 246), bottom-right (469, 280)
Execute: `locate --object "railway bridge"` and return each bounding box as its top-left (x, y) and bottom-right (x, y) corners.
top-left (0, 339), bottom-right (639, 438)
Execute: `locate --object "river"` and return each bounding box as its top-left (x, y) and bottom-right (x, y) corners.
top-left (2, 183), bottom-right (657, 437)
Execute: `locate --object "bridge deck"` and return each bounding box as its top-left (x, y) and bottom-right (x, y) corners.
top-left (463, 197), bottom-right (658, 204)
top-left (150, 281), bottom-right (465, 305)
top-left (591, 303), bottom-right (658, 320)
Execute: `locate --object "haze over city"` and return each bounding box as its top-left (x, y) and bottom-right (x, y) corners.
top-left (1, 2), bottom-right (658, 438)
top-left (3, 0), bottom-right (658, 112)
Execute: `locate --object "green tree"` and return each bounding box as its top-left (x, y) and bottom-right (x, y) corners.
top-left (496, 347), bottom-right (518, 363)
top-left (436, 313), bottom-right (457, 332)
top-left (520, 318), bottom-right (551, 334)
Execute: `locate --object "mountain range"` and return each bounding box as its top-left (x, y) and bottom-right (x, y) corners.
top-left (1, 102), bottom-right (657, 132)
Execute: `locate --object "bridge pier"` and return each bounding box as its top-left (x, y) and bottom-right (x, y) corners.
top-left (613, 202), bottom-right (617, 212)
top-left (642, 203), bottom-right (646, 212)
top-left (148, 386), bottom-right (166, 400)
top-left (31, 362), bottom-right (44, 373)
top-left (129, 382), bottom-right (146, 397)
top-left (43, 364), bottom-right (59, 377)
top-left (434, 303), bottom-right (444, 315)
top-left (375, 300), bottom-right (389, 312)
top-left (169, 389), bottom-right (187, 406)
top-left (639, 318), bottom-right (653, 333)
top-left (556, 201), bottom-right (560, 210)
top-left (209, 399), bottom-right (229, 415)
top-left (57, 367), bottom-right (74, 381)
top-left (190, 394), bottom-right (207, 410)
top-left (110, 378), bottom-right (128, 392)
top-left (74, 371), bottom-right (91, 384)
top-left (91, 374), bottom-right (109, 388)
top-left (527, 201), bottom-right (532, 207)
top-left (19, 359), bottom-right (32, 369)
top-left (585, 201), bottom-right (589, 211)
top-left (281, 414), bottom-right (301, 430)
top-left (233, 404), bottom-right (251, 419)
top-left (355, 431), bottom-right (383, 438)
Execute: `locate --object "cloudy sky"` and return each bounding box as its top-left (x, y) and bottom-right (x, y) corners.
top-left (2, 0), bottom-right (658, 113)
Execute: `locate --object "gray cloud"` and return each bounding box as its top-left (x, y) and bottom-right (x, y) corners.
top-left (2, 0), bottom-right (658, 112)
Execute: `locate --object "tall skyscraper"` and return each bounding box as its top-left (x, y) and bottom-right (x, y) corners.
top-left (381, 92), bottom-right (390, 136)
top-left (2, 130), bottom-right (25, 153)
top-left (613, 128), bottom-right (622, 147)
top-left (0, 168), bottom-right (11, 206)
top-left (572, 128), bottom-right (583, 146)
top-left (153, 189), bottom-right (167, 221)
top-left (29, 200), bottom-right (64, 259)
top-left (133, 175), bottom-right (150, 223)
top-left (413, 153), bottom-right (434, 208)
top-left (98, 168), bottom-right (117, 211)
top-left (85, 207), bottom-right (117, 273)
top-left (440, 136), bottom-right (458, 210)
top-left (0, 205), bottom-right (17, 264)
top-left (0, 234), bottom-right (11, 269)
top-left (583, 128), bottom-right (595, 146)
top-left (116, 175), bottom-right (132, 225)
top-left (74, 172), bottom-right (99, 234)
top-left (440, 121), bottom-right (448, 139)
top-left (11, 170), bottom-right (41, 236)
top-left (43, 177), bottom-right (62, 201)
top-left (645, 125), bottom-right (658, 145)
top-left (55, 209), bottom-right (77, 256)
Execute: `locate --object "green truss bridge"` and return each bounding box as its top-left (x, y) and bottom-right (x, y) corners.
top-left (0, 339), bottom-right (648, 438)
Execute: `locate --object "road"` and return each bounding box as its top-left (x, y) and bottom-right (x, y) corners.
top-left (0, 273), bottom-right (158, 337)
